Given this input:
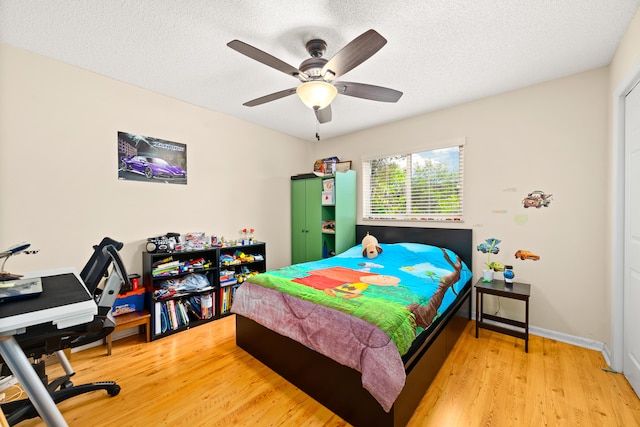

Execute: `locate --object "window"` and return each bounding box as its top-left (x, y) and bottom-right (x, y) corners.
top-left (362, 141), bottom-right (464, 222)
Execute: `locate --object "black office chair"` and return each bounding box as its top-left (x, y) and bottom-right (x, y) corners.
top-left (1, 237), bottom-right (130, 426)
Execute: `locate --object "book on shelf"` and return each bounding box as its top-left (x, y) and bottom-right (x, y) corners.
top-left (167, 299), bottom-right (179, 330)
top-left (154, 302), bottom-right (162, 335)
top-left (155, 260), bottom-right (179, 270)
top-left (159, 302), bottom-right (170, 333)
top-left (152, 257), bottom-right (214, 277)
top-left (152, 256), bottom-right (173, 267)
top-left (176, 299), bottom-right (189, 326)
top-left (153, 262), bottom-right (180, 277)
top-left (220, 284), bottom-right (239, 314)
top-left (220, 278), bottom-right (238, 287)
top-left (184, 297), bottom-right (202, 320)
top-left (220, 287), bottom-right (228, 314)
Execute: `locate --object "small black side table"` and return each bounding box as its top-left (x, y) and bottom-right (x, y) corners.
top-left (475, 278), bottom-right (531, 352)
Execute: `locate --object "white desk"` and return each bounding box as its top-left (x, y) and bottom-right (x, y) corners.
top-left (0, 269), bottom-right (96, 427)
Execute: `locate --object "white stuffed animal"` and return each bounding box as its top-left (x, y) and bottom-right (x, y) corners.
top-left (361, 232), bottom-right (383, 259)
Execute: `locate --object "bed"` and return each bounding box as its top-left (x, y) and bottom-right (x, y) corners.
top-left (232, 225), bottom-right (473, 427)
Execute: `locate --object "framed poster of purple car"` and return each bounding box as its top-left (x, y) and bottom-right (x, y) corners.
top-left (118, 132), bottom-right (187, 185)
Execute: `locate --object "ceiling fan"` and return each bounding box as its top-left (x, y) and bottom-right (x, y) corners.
top-left (227, 29), bottom-right (403, 124)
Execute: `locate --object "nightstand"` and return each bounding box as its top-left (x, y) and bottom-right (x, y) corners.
top-left (475, 278), bottom-right (531, 352)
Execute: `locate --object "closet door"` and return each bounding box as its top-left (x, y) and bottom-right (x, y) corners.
top-left (291, 177), bottom-right (322, 264)
top-left (304, 179), bottom-right (323, 262)
top-left (624, 79), bottom-right (640, 397)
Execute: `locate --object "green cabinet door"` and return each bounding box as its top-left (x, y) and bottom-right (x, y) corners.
top-left (333, 170), bottom-right (356, 255)
top-left (291, 177), bottom-right (323, 264)
top-left (291, 179), bottom-right (306, 265)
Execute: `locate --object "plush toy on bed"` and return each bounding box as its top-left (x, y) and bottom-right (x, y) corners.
top-left (361, 232), bottom-right (383, 259)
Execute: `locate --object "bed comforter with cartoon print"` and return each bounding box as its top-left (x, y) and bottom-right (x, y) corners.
top-left (231, 243), bottom-right (472, 412)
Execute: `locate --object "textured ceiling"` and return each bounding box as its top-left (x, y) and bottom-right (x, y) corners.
top-left (1, 1), bottom-right (639, 142)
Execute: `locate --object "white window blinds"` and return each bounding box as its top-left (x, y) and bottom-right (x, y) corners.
top-left (363, 143), bottom-right (464, 221)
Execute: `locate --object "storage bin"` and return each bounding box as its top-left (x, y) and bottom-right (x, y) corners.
top-left (112, 288), bottom-right (146, 316)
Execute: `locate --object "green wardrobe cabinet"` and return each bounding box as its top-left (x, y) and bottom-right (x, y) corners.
top-left (291, 176), bottom-right (323, 264)
top-left (291, 170), bottom-right (356, 264)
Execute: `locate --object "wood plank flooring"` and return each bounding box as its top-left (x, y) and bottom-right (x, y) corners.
top-left (9, 315), bottom-right (640, 426)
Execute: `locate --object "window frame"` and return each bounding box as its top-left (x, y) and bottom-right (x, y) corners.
top-left (361, 138), bottom-right (465, 222)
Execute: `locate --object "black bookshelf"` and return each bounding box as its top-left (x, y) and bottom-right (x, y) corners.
top-left (143, 242), bottom-right (266, 341)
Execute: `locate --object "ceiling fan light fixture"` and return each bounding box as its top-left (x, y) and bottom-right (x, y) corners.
top-left (296, 81), bottom-right (338, 110)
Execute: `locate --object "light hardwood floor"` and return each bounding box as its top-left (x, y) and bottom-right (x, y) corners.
top-left (9, 315), bottom-right (640, 426)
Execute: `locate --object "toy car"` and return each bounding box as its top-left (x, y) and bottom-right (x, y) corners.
top-left (514, 250), bottom-right (540, 260)
top-left (522, 191), bottom-right (552, 208)
top-left (477, 242), bottom-right (499, 254)
top-left (121, 156), bottom-right (186, 179)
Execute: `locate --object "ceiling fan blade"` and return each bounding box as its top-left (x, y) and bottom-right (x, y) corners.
top-left (243, 88), bottom-right (297, 107)
top-left (227, 40), bottom-right (309, 80)
top-left (321, 29), bottom-right (387, 80)
top-left (334, 81), bottom-right (403, 103)
top-left (315, 105), bottom-right (332, 123)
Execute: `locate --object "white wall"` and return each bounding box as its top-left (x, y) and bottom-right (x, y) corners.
top-left (0, 43), bottom-right (310, 277)
top-left (312, 68), bottom-right (610, 343)
top-left (607, 7), bottom-right (640, 367)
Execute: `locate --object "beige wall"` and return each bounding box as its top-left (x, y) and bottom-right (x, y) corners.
top-left (0, 43), bottom-right (310, 276)
top-left (610, 9), bottom-right (640, 86)
top-left (313, 68), bottom-right (610, 343)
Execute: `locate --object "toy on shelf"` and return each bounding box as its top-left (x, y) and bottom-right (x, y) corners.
top-left (151, 256), bottom-right (213, 277)
top-left (240, 228), bottom-right (255, 245)
top-left (219, 251), bottom-right (263, 267)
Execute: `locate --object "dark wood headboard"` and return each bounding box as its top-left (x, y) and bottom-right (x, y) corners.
top-left (356, 225), bottom-right (473, 271)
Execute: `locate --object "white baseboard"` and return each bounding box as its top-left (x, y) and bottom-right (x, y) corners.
top-left (472, 314), bottom-right (612, 368)
top-left (529, 325), bottom-right (604, 351)
top-left (530, 325), bottom-right (612, 367)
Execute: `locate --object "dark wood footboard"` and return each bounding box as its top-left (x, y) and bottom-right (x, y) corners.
top-left (236, 283), bottom-right (472, 427)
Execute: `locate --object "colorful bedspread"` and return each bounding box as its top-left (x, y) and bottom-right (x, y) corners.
top-left (232, 243), bottom-right (472, 411)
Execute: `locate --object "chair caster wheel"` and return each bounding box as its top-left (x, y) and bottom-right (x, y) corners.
top-left (108, 385), bottom-right (121, 396)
